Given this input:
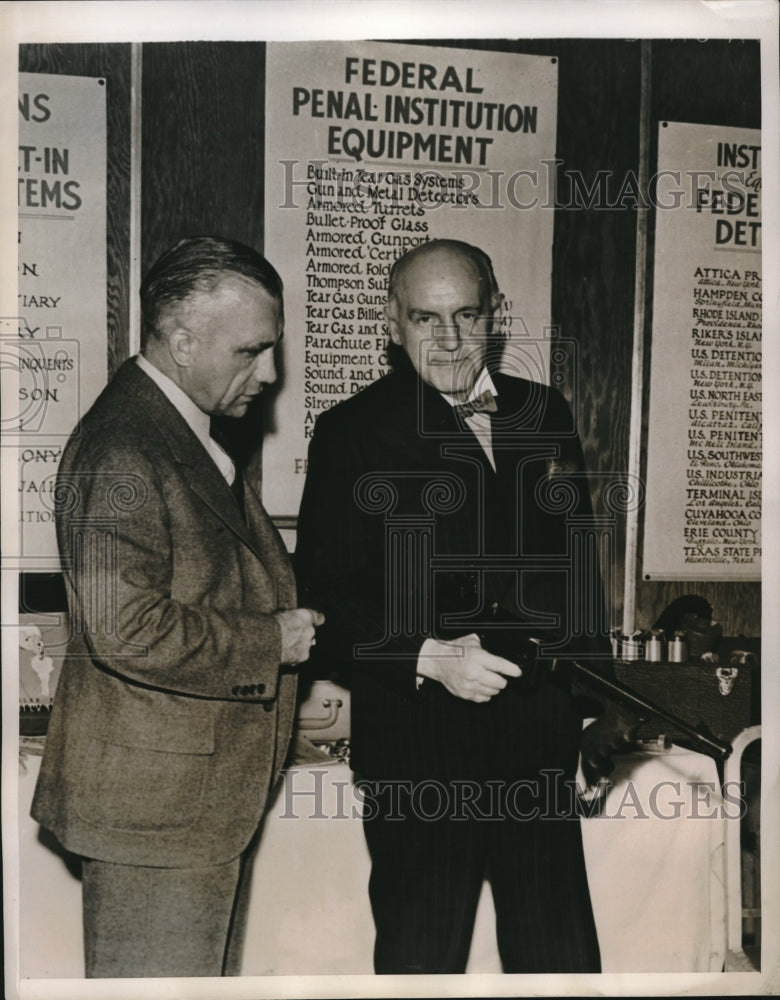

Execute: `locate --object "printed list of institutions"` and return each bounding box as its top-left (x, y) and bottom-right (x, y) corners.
top-left (685, 264), bottom-right (761, 567)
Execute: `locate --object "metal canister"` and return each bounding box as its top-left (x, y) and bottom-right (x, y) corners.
top-left (668, 632), bottom-right (688, 663)
top-left (645, 630), bottom-right (666, 663)
top-left (614, 631), bottom-right (644, 662)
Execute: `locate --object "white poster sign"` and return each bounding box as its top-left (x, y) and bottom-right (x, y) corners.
top-left (6, 73), bottom-right (108, 565)
top-left (263, 41), bottom-right (558, 516)
top-left (643, 122), bottom-right (761, 579)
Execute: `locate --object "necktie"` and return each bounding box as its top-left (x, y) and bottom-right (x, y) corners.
top-left (454, 389), bottom-right (498, 419)
top-left (230, 468), bottom-right (246, 521)
top-left (209, 419), bottom-right (245, 520)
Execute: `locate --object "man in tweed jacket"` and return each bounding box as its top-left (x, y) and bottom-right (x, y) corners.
top-left (32, 237), bottom-right (322, 978)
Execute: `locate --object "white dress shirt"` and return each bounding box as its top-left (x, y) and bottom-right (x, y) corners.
top-left (135, 354), bottom-right (235, 485)
top-left (440, 367), bottom-right (497, 470)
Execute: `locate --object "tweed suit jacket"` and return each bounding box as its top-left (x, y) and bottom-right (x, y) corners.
top-left (32, 359), bottom-right (298, 868)
top-left (296, 367), bottom-right (608, 780)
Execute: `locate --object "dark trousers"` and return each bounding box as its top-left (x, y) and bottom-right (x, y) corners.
top-left (361, 777), bottom-right (601, 975)
top-left (81, 855), bottom-right (244, 977)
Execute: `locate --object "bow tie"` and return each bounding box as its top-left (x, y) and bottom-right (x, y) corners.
top-left (453, 390), bottom-right (498, 419)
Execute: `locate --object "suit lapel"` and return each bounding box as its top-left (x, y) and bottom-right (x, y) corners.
top-left (114, 360), bottom-right (265, 560)
top-left (185, 468), bottom-right (262, 555)
top-left (244, 481), bottom-right (296, 608)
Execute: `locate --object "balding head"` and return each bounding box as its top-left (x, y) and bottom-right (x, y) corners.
top-left (387, 239), bottom-right (500, 321)
top-left (384, 240), bottom-right (504, 399)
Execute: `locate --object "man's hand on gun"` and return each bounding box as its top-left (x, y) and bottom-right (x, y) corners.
top-left (579, 701), bottom-right (644, 789)
top-left (417, 633), bottom-right (522, 703)
top-left (418, 612), bottom-right (731, 786)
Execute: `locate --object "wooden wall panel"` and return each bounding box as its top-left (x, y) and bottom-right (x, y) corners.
top-left (545, 41), bottom-right (641, 629)
top-left (140, 43), bottom-right (269, 468)
top-left (141, 42), bottom-right (266, 271)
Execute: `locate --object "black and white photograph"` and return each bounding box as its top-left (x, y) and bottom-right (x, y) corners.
top-left (2, 2), bottom-right (778, 998)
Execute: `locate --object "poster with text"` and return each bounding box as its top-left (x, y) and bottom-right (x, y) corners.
top-left (643, 122), bottom-right (761, 579)
top-left (7, 73), bottom-right (107, 565)
top-left (263, 41), bottom-right (558, 517)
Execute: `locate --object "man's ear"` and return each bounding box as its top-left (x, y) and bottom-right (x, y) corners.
top-left (385, 302), bottom-right (402, 346)
top-left (168, 327), bottom-right (195, 368)
top-left (489, 291), bottom-right (505, 325)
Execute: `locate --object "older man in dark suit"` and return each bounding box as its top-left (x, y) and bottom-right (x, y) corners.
top-left (296, 239), bottom-right (615, 974)
top-left (32, 237), bottom-right (323, 978)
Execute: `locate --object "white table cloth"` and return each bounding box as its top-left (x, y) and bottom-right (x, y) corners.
top-left (239, 744), bottom-right (726, 975)
top-left (17, 744), bottom-right (726, 977)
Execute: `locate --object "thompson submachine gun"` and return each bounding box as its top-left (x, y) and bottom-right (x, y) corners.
top-left (477, 613), bottom-right (732, 765)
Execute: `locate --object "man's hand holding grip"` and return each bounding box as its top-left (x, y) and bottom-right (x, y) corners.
top-left (274, 607), bottom-right (325, 665)
top-left (579, 701), bottom-right (643, 789)
top-left (417, 633), bottom-right (522, 703)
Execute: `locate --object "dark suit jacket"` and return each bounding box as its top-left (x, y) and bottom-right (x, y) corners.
top-left (32, 360), bottom-right (298, 868)
top-left (296, 368), bottom-right (609, 780)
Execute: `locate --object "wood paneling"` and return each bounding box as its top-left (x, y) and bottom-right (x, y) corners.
top-left (140, 43), bottom-right (269, 468)
top-left (141, 42), bottom-right (267, 271)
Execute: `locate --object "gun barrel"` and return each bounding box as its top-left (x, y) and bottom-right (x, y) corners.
top-left (555, 655), bottom-right (732, 761)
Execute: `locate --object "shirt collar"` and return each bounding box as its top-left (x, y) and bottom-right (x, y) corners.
top-left (136, 353), bottom-right (211, 443)
top-left (136, 354), bottom-right (236, 483)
